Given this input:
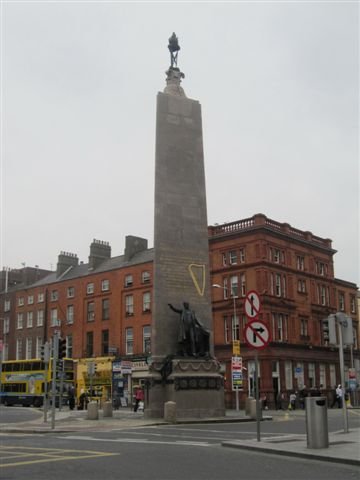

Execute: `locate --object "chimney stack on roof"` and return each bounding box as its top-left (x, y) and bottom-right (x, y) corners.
top-left (124, 236), bottom-right (148, 262)
top-left (88, 239), bottom-right (111, 270)
top-left (56, 252), bottom-right (79, 277)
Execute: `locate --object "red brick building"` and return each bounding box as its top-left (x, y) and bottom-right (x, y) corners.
top-left (209, 214), bottom-right (358, 407)
top-left (1, 214), bottom-right (358, 408)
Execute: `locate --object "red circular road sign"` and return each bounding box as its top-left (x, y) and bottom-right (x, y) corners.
top-left (244, 320), bottom-right (271, 350)
top-left (244, 290), bottom-right (261, 319)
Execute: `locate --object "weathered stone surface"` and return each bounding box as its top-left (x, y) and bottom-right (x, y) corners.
top-left (145, 84), bottom-right (225, 419)
top-left (152, 92), bottom-right (213, 361)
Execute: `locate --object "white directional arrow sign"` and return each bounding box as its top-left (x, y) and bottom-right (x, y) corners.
top-left (244, 320), bottom-right (270, 350)
top-left (244, 290), bottom-right (261, 319)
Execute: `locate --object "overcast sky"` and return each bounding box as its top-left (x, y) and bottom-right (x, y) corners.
top-left (1, 1), bottom-right (359, 285)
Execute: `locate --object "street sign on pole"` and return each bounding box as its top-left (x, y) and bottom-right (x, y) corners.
top-left (244, 290), bottom-right (261, 319)
top-left (232, 340), bottom-right (240, 356)
top-left (244, 320), bottom-right (271, 350)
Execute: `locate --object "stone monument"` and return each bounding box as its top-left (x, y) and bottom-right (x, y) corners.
top-left (145, 34), bottom-right (225, 419)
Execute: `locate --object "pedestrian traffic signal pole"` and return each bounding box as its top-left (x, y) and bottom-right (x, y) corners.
top-left (42, 342), bottom-right (50, 423)
top-left (51, 332), bottom-right (59, 430)
top-left (337, 320), bottom-right (349, 433)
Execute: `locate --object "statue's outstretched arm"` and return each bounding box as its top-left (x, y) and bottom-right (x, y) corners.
top-left (168, 303), bottom-right (182, 314)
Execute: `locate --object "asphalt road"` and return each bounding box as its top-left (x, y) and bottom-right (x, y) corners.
top-left (1, 411), bottom-right (359, 480)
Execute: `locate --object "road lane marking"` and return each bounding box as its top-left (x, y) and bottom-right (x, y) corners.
top-left (0, 446), bottom-right (118, 468)
top-left (62, 435), bottom-right (212, 447)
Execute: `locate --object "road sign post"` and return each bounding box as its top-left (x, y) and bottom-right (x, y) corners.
top-left (243, 291), bottom-right (269, 442)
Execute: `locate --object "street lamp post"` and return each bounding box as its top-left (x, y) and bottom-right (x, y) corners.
top-left (212, 283), bottom-right (240, 411)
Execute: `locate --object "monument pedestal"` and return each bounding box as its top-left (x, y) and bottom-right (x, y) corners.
top-left (145, 358), bottom-right (225, 419)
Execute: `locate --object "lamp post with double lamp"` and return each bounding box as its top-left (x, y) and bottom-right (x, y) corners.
top-left (212, 283), bottom-right (241, 411)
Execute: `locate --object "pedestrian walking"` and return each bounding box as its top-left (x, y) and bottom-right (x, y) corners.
top-left (336, 385), bottom-right (343, 408)
top-left (289, 392), bottom-right (297, 410)
top-left (133, 388), bottom-right (144, 412)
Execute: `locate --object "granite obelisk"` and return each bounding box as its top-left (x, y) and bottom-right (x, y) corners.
top-left (145, 34), bottom-right (224, 419)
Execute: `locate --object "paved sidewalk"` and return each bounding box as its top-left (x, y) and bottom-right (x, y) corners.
top-left (1, 407), bottom-right (359, 466)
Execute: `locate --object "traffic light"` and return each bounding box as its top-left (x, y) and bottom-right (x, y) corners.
top-left (40, 342), bottom-right (50, 363)
top-left (58, 338), bottom-right (67, 359)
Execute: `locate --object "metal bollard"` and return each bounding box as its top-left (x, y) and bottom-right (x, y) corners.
top-left (87, 401), bottom-right (99, 420)
top-left (103, 401), bottom-right (113, 418)
top-left (164, 401), bottom-right (177, 423)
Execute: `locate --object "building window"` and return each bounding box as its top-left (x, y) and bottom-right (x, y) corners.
top-left (275, 274), bottom-right (282, 297)
top-left (126, 327), bottom-right (133, 355)
top-left (37, 292), bottom-right (44, 303)
top-left (86, 332), bottom-right (93, 357)
top-left (222, 252), bottom-right (227, 266)
top-left (317, 285), bottom-right (330, 306)
top-left (143, 325), bottom-right (151, 353)
top-left (232, 314), bottom-right (239, 341)
top-left (3, 343), bottom-right (8, 361)
top-left (28, 295), bottom-right (34, 305)
top-left (339, 293), bottom-right (345, 311)
top-left (239, 248), bottom-right (246, 263)
top-left (26, 311), bottom-right (33, 328)
top-left (300, 318), bottom-right (308, 337)
top-left (67, 287), bottom-right (75, 298)
top-left (143, 292), bottom-right (151, 312)
top-left (17, 313), bottom-right (24, 329)
top-left (285, 361), bottom-right (293, 390)
top-left (50, 290), bottom-right (58, 301)
top-left (350, 296), bottom-right (356, 313)
top-left (18, 297), bottom-right (24, 307)
top-left (271, 313), bottom-right (288, 342)
top-left (240, 273), bottom-right (246, 297)
top-left (36, 336), bottom-right (42, 359)
top-left (319, 364), bottom-right (326, 388)
top-left (50, 308), bottom-right (58, 327)
top-left (66, 335), bottom-right (73, 358)
top-left (296, 255), bottom-right (305, 271)
top-left (16, 338), bottom-right (23, 360)
top-left (224, 316), bottom-right (230, 344)
top-left (308, 362), bottom-right (315, 388)
top-left (125, 295), bottom-right (134, 315)
top-left (101, 329), bottom-right (109, 356)
top-left (230, 275), bottom-right (238, 297)
top-left (101, 279), bottom-right (110, 292)
top-left (87, 283), bottom-right (94, 295)
top-left (26, 338), bottom-right (32, 359)
top-left (297, 279), bottom-right (306, 293)
top-left (270, 247), bottom-right (284, 264)
top-left (102, 299), bottom-right (110, 320)
top-left (329, 364), bottom-right (336, 388)
top-left (316, 262), bottom-right (326, 276)
top-left (229, 250), bottom-right (237, 265)
top-left (37, 309), bottom-right (44, 327)
top-left (223, 278), bottom-right (228, 299)
top-left (4, 299), bottom-right (11, 312)
top-left (353, 328), bottom-right (358, 350)
top-left (87, 302), bottom-right (95, 322)
top-left (125, 274), bottom-right (133, 287)
top-left (322, 318), bottom-right (329, 345)
top-left (67, 305), bottom-right (74, 324)
top-left (142, 271), bottom-right (150, 283)
top-left (3, 316), bottom-right (10, 334)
